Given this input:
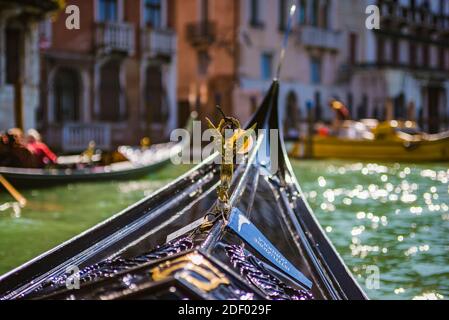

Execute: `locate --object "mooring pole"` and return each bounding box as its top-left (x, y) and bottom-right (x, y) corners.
top-left (385, 98), bottom-right (394, 122)
top-left (305, 101), bottom-right (314, 159)
top-left (14, 79), bottom-right (24, 130)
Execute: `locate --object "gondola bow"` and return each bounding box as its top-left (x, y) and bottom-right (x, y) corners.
top-left (0, 80), bottom-right (367, 300)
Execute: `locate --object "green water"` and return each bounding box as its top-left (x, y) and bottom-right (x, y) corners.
top-left (0, 165), bottom-right (193, 276)
top-left (294, 160), bottom-right (449, 300)
top-left (0, 161), bottom-right (448, 300)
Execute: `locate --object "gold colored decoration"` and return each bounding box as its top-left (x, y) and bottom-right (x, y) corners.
top-left (151, 253), bottom-right (230, 292)
top-left (140, 137), bottom-right (151, 150)
top-left (205, 106), bottom-right (256, 218)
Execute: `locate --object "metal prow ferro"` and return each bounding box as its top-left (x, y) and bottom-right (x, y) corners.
top-left (205, 106), bottom-right (243, 222)
top-left (200, 5), bottom-right (297, 226)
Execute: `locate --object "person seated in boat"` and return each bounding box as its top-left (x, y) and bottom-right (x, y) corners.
top-left (26, 129), bottom-right (58, 167)
top-left (328, 99), bottom-right (350, 136)
top-left (81, 140), bottom-right (96, 166)
top-left (1, 129), bottom-right (39, 168)
top-left (0, 131), bottom-right (18, 166)
top-left (8, 128), bottom-right (25, 145)
top-left (140, 137), bottom-right (151, 150)
top-left (0, 131), bottom-right (10, 166)
top-left (316, 123), bottom-right (330, 137)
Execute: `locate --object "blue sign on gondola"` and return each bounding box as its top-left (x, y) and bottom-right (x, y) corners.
top-left (227, 208), bottom-right (313, 290)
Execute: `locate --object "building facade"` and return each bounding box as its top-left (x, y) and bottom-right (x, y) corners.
top-left (176, 0), bottom-right (356, 138)
top-left (174, 0), bottom-right (239, 127)
top-left (175, 0), bottom-right (344, 136)
top-left (0, 0), bottom-right (60, 132)
top-left (176, 0), bottom-right (449, 136)
top-left (39, 0), bottom-right (177, 151)
top-left (348, 0), bottom-right (449, 133)
top-left (236, 0), bottom-right (345, 138)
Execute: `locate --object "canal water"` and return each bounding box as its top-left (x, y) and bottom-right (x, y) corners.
top-left (0, 160), bottom-right (447, 300)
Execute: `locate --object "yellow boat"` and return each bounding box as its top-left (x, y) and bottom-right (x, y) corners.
top-left (289, 121), bottom-right (449, 162)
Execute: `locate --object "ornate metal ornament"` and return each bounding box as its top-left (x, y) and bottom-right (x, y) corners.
top-left (31, 237), bottom-right (194, 296)
top-left (205, 106), bottom-right (256, 220)
top-left (226, 245), bottom-right (314, 300)
top-left (151, 253), bottom-right (230, 292)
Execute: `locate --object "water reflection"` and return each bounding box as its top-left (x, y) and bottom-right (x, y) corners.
top-left (0, 164), bottom-right (193, 276)
top-left (293, 160), bottom-right (448, 300)
top-left (0, 161), bottom-right (447, 300)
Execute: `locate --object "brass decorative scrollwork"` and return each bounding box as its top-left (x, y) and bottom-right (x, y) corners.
top-left (205, 106), bottom-right (256, 220)
top-left (151, 253), bottom-right (230, 292)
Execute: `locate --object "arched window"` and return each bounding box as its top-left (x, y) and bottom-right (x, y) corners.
top-left (278, 0), bottom-right (288, 30)
top-left (54, 68), bottom-right (80, 122)
top-left (145, 64), bottom-right (168, 125)
top-left (5, 20), bottom-right (24, 85)
top-left (99, 59), bottom-right (121, 121)
top-left (298, 0), bottom-right (307, 25)
top-left (144, 0), bottom-right (162, 28)
top-left (99, 0), bottom-right (118, 22)
top-left (311, 0), bottom-right (319, 27)
top-left (321, 0), bottom-right (330, 29)
top-left (284, 91), bottom-right (300, 138)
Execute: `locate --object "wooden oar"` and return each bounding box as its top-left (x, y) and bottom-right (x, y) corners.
top-left (0, 174), bottom-right (27, 207)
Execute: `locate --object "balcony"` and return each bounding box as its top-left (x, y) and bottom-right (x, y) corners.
top-left (96, 22), bottom-right (135, 56)
top-left (11, 0), bottom-right (62, 12)
top-left (297, 26), bottom-right (342, 52)
top-left (60, 123), bottom-right (111, 152)
top-left (142, 28), bottom-right (176, 59)
top-left (379, 0), bottom-right (448, 33)
top-left (186, 21), bottom-right (216, 48)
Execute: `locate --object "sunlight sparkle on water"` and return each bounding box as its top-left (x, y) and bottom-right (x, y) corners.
top-left (294, 160), bottom-right (449, 300)
top-left (412, 292), bottom-right (444, 300)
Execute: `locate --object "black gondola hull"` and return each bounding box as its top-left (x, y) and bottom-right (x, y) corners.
top-left (0, 81), bottom-right (367, 300)
top-left (0, 159), bottom-right (170, 188)
top-left (0, 142), bottom-right (181, 188)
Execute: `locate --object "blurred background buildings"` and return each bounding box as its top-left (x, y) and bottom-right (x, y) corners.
top-left (39, 0), bottom-right (177, 151)
top-left (0, 0), bottom-right (60, 134)
top-left (1, 0), bottom-right (448, 151)
top-left (354, 0), bottom-right (449, 134)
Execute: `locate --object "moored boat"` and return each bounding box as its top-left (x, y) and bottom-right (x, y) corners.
top-left (0, 142), bottom-right (181, 188)
top-left (0, 115), bottom-right (196, 189)
top-left (0, 79), bottom-right (367, 300)
top-left (289, 121), bottom-right (449, 162)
